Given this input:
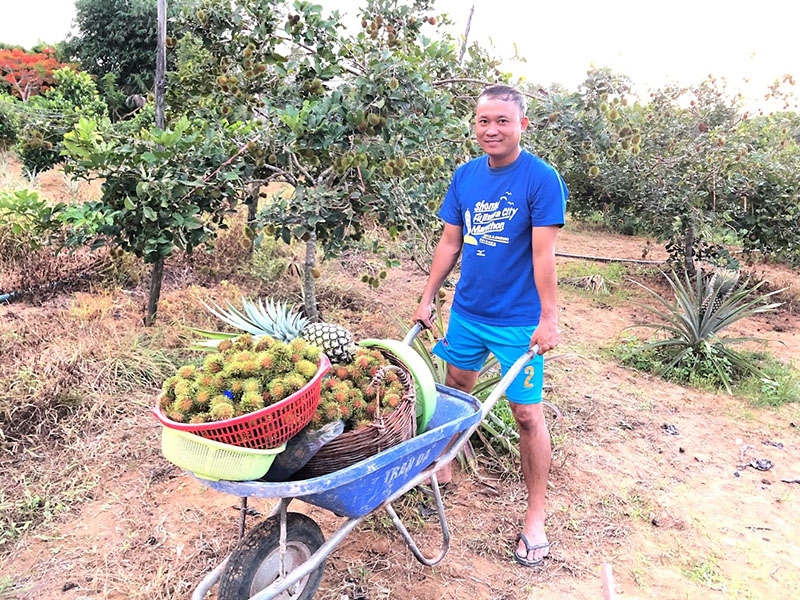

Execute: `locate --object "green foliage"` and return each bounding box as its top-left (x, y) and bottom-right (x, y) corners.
top-left (0, 189), bottom-right (63, 250)
top-left (530, 68), bottom-right (800, 267)
top-left (171, 0), bottom-right (485, 315)
top-left (61, 115), bottom-right (254, 263)
top-left (65, 0), bottom-right (183, 94)
top-left (14, 68), bottom-right (107, 175)
top-left (615, 337), bottom-right (799, 406)
top-left (0, 94), bottom-right (21, 148)
top-left (627, 269), bottom-right (783, 392)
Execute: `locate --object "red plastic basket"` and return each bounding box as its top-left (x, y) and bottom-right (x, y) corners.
top-left (153, 355), bottom-right (331, 449)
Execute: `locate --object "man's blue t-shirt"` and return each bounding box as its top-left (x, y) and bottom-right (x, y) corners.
top-left (438, 149), bottom-right (568, 326)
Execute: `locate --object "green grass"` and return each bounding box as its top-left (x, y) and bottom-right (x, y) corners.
top-left (613, 336), bottom-right (800, 407)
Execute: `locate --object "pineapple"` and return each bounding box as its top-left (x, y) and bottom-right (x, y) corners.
top-left (197, 296), bottom-right (354, 363)
top-left (300, 321), bottom-right (353, 363)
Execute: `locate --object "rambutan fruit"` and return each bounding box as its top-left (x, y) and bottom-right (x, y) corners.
top-left (230, 379), bottom-right (245, 395)
top-left (174, 395), bottom-right (194, 413)
top-left (365, 402), bottom-right (378, 417)
top-left (241, 360), bottom-right (259, 376)
top-left (217, 339), bottom-right (233, 352)
top-left (334, 390), bottom-right (348, 404)
top-left (174, 380), bottom-right (192, 398)
top-left (195, 389), bottom-right (212, 407)
top-left (240, 391), bottom-right (265, 413)
top-left (162, 376), bottom-right (179, 393)
top-left (254, 336), bottom-right (274, 352)
top-left (384, 393), bottom-right (400, 408)
top-left (324, 378), bottom-right (336, 390)
top-left (209, 401), bottom-right (235, 421)
top-left (303, 345), bottom-right (322, 363)
top-left (257, 352), bottom-right (274, 370)
top-left (177, 365), bottom-right (197, 380)
top-left (340, 404), bottom-right (351, 419)
top-left (203, 353), bottom-right (225, 374)
top-left (335, 366), bottom-right (349, 380)
top-left (197, 373), bottom-right (216, 388)
top-left (157, 392), bottom-right (171, 411)
top-left (323, 401), bottom-right (341, 421)
top-left (242, 378), bottom-right (261, 394)
top-left (189, 413), bottom-right (209, 424)
top-left (268, 378), bottom-right (286, 401)
top-left (295, 359), bottom-right (317, 379)
top-left (355, 355), bottom-right (372, 370)
top-left (289, 338), bottom-right (308, 354)
top-left (166, 410), bottom-right (185, 423)
top-left (234, 333), bottom-right (254, 350)
top-left (284, 373), bottom-right (306, 393)
top-left (233, 351), bottom-right (254, 364)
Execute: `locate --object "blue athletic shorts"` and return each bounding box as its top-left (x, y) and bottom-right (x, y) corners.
top-left (432, 310), bottom-right (544, 404)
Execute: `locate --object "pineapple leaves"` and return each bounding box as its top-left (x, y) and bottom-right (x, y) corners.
top-left (627, 269), bottom-right (783, 393)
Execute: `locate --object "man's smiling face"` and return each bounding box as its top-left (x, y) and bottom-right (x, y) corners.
top-left (475, 96), bottom-right (529, 168)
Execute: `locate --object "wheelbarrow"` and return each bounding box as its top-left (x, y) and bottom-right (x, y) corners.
top-left (191, 325), bottom-right (540, 600)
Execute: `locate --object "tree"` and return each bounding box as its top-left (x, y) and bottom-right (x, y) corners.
top-left (0, 47), bottom-right (68, 102)
top-left (172, 0), bottom-right (501, 319)
top-left (65, 0), bottom-right (183, 95)
top-left (530, 69), bottom-right (800, 271)
top-left (61, 115), bottom-right (256, 320)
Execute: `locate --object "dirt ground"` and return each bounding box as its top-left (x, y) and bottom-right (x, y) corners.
top-left (1, 164), bottom-right (800, 600)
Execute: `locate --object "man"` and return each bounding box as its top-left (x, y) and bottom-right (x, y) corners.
top-left (412, 84), bottom-right (567, 567)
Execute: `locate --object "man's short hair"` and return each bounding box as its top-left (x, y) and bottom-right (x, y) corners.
top-left (477, 84), bottom-right (527, 119)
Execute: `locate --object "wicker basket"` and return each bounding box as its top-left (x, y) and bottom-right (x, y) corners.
top-left (300, 351), bottom-right (417, 478)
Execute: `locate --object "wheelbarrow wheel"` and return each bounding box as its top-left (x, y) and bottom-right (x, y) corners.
top-left (218, 512), bottom-right (326, 600)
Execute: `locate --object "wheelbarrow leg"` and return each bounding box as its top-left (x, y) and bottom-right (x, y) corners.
top-left (385, 472), bottom-right (450, 566)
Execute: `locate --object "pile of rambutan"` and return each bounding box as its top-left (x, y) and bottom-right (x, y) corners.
top-left (157, 334), bottom-right (322, 424)
top-left (309, 347), bottom-right (406, 431)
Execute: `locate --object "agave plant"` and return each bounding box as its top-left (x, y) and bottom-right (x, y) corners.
top-left (629, 269), bottom-right (783, 392)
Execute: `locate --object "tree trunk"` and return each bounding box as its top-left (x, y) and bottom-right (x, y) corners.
top-left (246, 182), bottom-right (259, 256)
top-left (145, 256), bottom-right (164, 326)
top-left (683, 224), bottom-right (696, 279)
top-left (303, 233), bottom-right (319, 322)
top-left (144, 0), bottom-right (168, 326)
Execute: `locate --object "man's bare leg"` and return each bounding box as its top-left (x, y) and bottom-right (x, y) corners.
top-left (435, 364), bottom-right (480, 484)
top-left (510, 401), bottom-right (551, 563)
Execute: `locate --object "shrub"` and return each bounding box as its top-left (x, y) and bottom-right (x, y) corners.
top-left (14, 68), bottom-right (107, 175)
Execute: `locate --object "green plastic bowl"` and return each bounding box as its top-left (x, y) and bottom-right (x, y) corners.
top-left (359, 339), bottom-right (437, 434)
top-left (161, 426), bottom-right (286, 481)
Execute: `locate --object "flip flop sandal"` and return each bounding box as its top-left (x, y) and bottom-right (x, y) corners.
top-left (513, 533), bottom-right (550, 567)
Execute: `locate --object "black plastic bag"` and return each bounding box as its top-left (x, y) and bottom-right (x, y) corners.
top-left (261, 420), bottom-right (345, 481)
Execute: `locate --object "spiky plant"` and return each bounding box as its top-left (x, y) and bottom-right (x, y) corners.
top-left (629, 269), bottom-right (783, 392)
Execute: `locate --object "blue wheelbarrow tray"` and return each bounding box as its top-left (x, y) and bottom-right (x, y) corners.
top-left (196, 384), bottom-right (480, 518)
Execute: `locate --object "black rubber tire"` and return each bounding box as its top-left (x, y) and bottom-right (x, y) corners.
top-left (218, 512), bottom-right (326, 600)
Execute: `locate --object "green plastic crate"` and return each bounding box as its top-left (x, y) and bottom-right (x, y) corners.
top-left (161, 426), bottom-right (286, 481)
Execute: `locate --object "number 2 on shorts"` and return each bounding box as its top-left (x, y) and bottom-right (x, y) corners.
top-left (523, 365), bottom-right (535, 388)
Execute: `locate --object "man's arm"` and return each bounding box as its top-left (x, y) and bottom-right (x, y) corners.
top-left (530, 225), bottom-right (560, 353)
top-left (412, 223), bottom-right (463, 328)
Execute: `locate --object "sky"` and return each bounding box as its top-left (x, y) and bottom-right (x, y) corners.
top-left (2, 0), bottom-right (798, 108)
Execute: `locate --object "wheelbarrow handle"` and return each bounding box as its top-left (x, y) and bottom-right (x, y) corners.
top-left (479, 344), bottom-right (540, 420)
top-left (402, 321), bottom-right (426, 346)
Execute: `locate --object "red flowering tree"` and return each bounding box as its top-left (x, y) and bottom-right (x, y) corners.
top-left (0, 48), bottom-right (69, 102)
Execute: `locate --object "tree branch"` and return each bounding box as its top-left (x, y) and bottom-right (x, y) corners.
top-left (433, 78), bottom-right (547, 100)
top-left (458, 6), bottom-right (475, 64)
